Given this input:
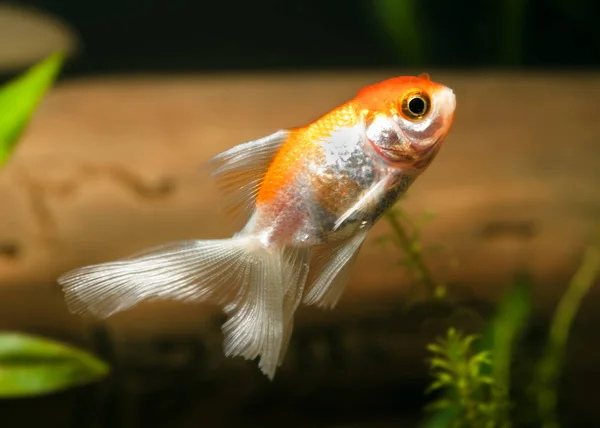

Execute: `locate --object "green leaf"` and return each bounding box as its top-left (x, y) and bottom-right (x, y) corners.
top-left (427, 343), bottom-right (445, 355)
top-left (435, 372), bottom-right (454, 385)
top-left (425, 380), bottom-right (448, 395)
top-left (430, 357), bottom-right (451, 370)
top-left (0, 332), bottom-right (109, 398)
top-left (461, 334), bottom-right (479, 352)
top-left (425, 398), bottom-right (453, 411)
top-left (469, 352), bottom-right (492, 378)
top-left (478, 273), bottom-right (532, 391)
top-left (425, 373), bottom-right (457, 395)
top-left (469, 351), bottom-right (492, 369)
top-left (0, 52), bottom-right (64, 167)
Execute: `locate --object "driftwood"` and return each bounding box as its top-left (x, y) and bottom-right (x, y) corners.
top-left (1, 71), bottom-right (600, 427)
top-left (0, 71), bottom-right (599, 338)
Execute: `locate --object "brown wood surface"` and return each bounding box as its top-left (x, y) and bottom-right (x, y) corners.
top-left (0, 71), bottom-right (599, 338)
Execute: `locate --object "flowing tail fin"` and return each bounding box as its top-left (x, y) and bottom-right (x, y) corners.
top-left (57, 236), bottom-right (308, 379)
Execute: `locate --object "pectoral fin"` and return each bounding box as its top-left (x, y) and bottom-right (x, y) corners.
top-left (332, 174), bottom-right (393, 231)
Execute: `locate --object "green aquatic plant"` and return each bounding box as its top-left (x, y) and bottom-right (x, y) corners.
top-left (377, 201), bottom-right (458, 303)
top-left (382, 206), bottom-right (444, 298)
top-left (0, 53), bottom-right (110, 398)
top-left (421, 226), bottom-right (600, 427)
top-left (0, 52), bottom-right (64, 166)
top-left (0, 332), bottom-right (109, 398)
top-left (422, 278), bottom-right (531, 428)
top-left (533, 226), bottom-right (600, 428)
top-left (378, 189), bottom-right (598, 427)
top-left (424, 328), bottom-right (511, 428)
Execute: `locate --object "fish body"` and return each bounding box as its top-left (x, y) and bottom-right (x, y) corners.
top-left (58, 74), bottom-right (456, 379)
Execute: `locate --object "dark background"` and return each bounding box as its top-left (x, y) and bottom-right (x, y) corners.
top-left (9, 0), bottom-right (600, 75)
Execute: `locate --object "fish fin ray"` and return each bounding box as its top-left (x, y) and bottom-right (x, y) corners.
top-left (278, 246), bottom-right (311, 366)
top-left (221, 241), bottom-right (285, 379)
top-left (58, 239), bottom-right (242, 317)
top-left (332, 175), bottom-right (391, 231)
top-left (58, 236), bottom-right (288, 379)
top-left (303, 227), bottom-right (369, 309)
top-left (207, 129), bottom-right (290, 225)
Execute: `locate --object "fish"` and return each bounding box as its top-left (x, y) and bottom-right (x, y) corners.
top-left (57, 73), bottom-right (456, 380)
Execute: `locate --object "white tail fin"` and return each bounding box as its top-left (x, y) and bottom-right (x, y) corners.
top-left (58, 236), bottom-right (308, 379)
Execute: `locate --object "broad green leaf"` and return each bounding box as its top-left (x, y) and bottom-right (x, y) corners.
top-left (0, 332), bottom-right (109, 398)
top-left (0, 52), bottom-right (64, 167)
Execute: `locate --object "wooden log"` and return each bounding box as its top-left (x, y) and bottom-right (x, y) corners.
top-left (0, 71), bottom-right (599, 339)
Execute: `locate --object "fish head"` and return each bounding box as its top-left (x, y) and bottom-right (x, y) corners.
top-left (357, 73), bottom-right (456, 173)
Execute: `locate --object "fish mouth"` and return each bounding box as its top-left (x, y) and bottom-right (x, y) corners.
top-left (371, 137), bottom-right (442, 170)
top-left (371, 143), bottom-right (414, 164)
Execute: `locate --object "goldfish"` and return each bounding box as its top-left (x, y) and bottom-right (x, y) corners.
top-left (57, 73), bottom-right (456, 379)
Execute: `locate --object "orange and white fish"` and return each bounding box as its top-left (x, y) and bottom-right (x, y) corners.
top-left (58, 74), bottom-right (456, 379)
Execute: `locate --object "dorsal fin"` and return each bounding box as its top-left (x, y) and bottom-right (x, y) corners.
top-left (207, 129), bottom-right (290, 225)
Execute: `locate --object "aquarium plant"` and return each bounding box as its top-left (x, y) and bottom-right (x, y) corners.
top-left (0, 53), bottom-right (109, 398)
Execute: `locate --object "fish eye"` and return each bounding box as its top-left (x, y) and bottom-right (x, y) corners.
top-left (400, 90), bottom-right (430, 120)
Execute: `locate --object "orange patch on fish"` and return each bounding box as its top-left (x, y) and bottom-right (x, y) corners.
top-left (355, 75), bottom-right (438, 112)
top-left (257, 103), bottom-right (359, 204)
